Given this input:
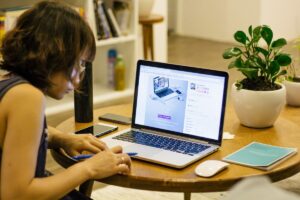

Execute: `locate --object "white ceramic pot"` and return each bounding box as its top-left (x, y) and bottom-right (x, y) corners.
top-left (138, 0), bottom-right (154, 17)
top-left (231, 83), bottom-right (286, 128)
top-left (283, 80), bottom-right (300, 106)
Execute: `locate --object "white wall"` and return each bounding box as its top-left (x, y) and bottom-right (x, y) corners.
top-left (138, 0), bottom-right (168, 62)
top-left (176, 0), bottom-right (300, 43)
top-left (152, 0), bottom-right (168, 61)
top-left (260, 0), bottom-right (300, 40)
top-left (168, 0), bottom-right (178, 32)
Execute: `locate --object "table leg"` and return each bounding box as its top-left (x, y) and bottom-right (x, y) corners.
top-left (142, 25), bottom-right (150, 60)
top-left (148, 25), bottom-right (154, 61)
top-left (184, 192), bottom-right (191, 200)
top-left (79, 180), bottom-right (94, 197)
top-left (142, 24), bottom-right (154, 60)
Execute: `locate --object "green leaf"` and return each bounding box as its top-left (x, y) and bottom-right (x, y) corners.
top-left (272, 69), bottom-right (287, 82)
top-left (275, 53), bottom-right (292, 66)
top-left (253, 26), bottom-right (262, 42)
top-left (269, 60), bottom-right (280, 76)
top-left (254, 47), bottom-right (269, 57)
top-left (222, 47), bottom-right (242, 59)
top-left (228, 60), bottom-right (236, 69)
top-left (261, 26), bottom-right (273, 45)
top-left (235, 81), bottom-right (243, 90)
top-left (245, 58), bottom-right (260, 68)
top-left (253, 56), bottom-right (266, 68)
top-left (238, 68), bottom-right (258, 79)
top-left (228, 57), bottom-right (244, 69)
top-left (235, 57), bottom-right (244, 68)
top-left (248, 25), bottom-right (253, 37)
top-left (271, 38), bottom-right (287, 48)
top-left (234, 31), bottom-right (247, 44)
top-left (277, 69), bottom-right (287, 76)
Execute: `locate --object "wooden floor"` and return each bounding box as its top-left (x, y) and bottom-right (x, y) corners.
top-left (46, 35), bottom-right (300, 199)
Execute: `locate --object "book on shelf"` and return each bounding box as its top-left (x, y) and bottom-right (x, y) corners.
top-left (93, 0), bottom-right (105, 40)
top-left (223, 142), bottom-right (297, 171)
top-left (0, 4), bottom-right (85, 36)
top-left (107, 8), bottom-right (122, 37)
top-left (94, 0), bottom-right (112, 40)
top-left (0, 7), bottom-right (28, 49)
top-left (112, 0), bottom-right (131, 35)
top-left (101, 2), bottom-right (119, 37)
top-left (97, 0), bottom-right (112, 38)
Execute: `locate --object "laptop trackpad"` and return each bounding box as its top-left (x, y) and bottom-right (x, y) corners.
top-left (123, 145), bottom-right (162, 158)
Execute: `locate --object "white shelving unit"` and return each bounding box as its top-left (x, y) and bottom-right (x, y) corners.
top-left (45, 0), bottom-right (138, 116)
top-left (0, 0), bottom-right (138, 116)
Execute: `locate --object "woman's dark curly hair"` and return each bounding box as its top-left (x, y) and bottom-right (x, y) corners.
top-left (0, 0), bottom-right (96, 90)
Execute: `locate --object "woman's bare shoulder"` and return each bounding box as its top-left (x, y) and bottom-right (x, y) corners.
top-left (1, 83), bottom-right (45, 109)
top-left (7, 83), bottom-right (43, 97)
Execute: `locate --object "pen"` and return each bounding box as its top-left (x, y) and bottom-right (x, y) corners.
top-left (72, 152), bottom-right (138, 160)
top-left (127, 152), bottom-right (138, 156)
top-left (72, 154), bottom-right (93, 160)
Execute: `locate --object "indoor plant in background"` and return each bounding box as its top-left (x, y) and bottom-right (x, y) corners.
top-left (282, 39), bottom-right (300, 106)
top-left (223, 25), bottom-right (292, 128)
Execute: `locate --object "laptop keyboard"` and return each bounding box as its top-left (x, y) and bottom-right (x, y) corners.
top-left (113, 131), bottom-right (210, 156)
top-left (156, 88), bottom-right (174, 97)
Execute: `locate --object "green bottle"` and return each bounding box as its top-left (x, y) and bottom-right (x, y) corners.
top-left (114, 55), bottom-right (125, 90)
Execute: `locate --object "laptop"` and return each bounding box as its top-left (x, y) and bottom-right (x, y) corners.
top-left (153, 76), bottom-right (178, 101)
top-left (101, 60), bottom-right (228, 168)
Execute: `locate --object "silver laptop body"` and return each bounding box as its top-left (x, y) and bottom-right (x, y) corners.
top-left (102, 60), bottom-right (228, 168)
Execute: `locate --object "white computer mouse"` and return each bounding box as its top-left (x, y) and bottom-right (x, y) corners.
top-left (195, 160), bottom-right (229, 177)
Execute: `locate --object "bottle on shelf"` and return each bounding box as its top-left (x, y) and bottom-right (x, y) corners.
top-left (114, 54), bottom-right (126, 91)
top-left (107, 48), bottom-right (117, 88)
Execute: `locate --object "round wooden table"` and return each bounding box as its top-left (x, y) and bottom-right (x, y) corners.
top-left (52, 103), bottom-right (300, 200)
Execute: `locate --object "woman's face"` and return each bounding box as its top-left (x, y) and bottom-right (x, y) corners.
top-left (46, 60), bottom-right (86, 100)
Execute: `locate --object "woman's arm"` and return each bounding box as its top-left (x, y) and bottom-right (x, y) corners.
top-left (1, 84), bottom-right (130, 200)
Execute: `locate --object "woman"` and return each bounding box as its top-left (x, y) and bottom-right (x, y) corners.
top-left (0, 1), bottom-right (131, 199)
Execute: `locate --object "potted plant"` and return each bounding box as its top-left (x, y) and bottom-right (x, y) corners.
top-left (282, 39), bottom-right (300, 106)
top-left (223, 25), bottom-right (292, 128)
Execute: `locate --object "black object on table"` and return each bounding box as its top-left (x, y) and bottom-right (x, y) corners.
top-left (74, 61), bottom-right (93, 123)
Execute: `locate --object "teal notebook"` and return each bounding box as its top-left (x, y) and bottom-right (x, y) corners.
top-left (223, 142), bottom-right (297, 170)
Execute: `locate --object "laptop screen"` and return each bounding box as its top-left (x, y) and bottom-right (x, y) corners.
top-left (132, 60), bottom-right (228, 144)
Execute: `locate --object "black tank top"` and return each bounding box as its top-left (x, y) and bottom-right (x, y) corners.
top-left (0, 75), bottom-right (48, 177)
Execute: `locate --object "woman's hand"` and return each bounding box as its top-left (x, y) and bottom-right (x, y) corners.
top-left (48, 126), bottom-right (108, 156)
top-left (82, 145), bottom-right (132, 179)
top-left (60, 134), bottom-right (108, 156)
top-left (47, 127), bottom-right (132, 178)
